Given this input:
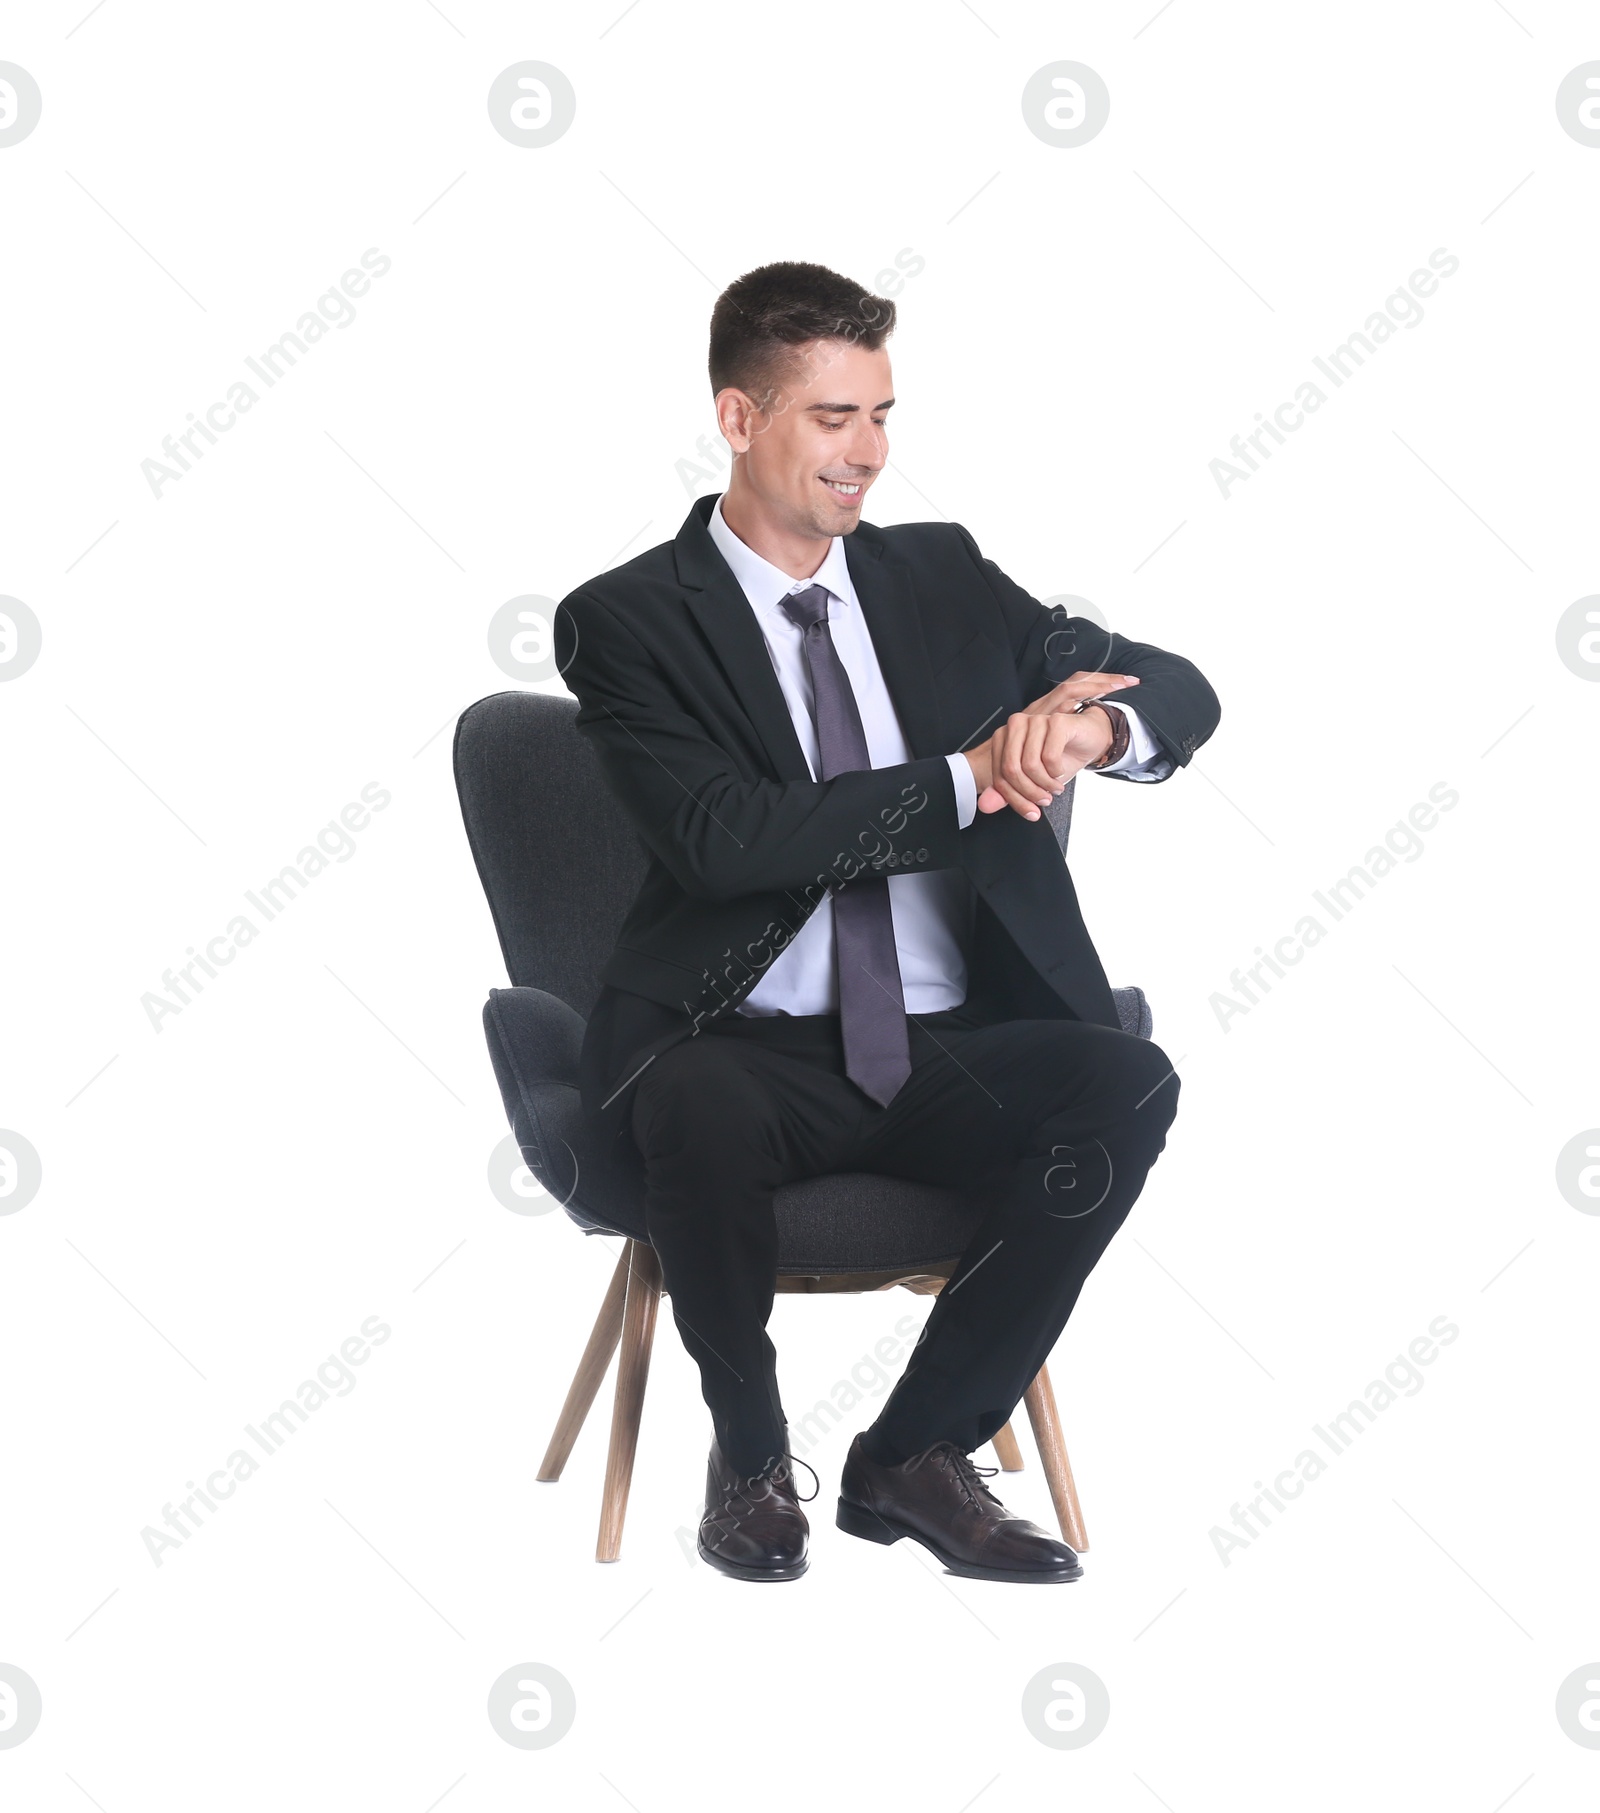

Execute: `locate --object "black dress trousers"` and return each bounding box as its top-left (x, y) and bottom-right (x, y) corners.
top-left (629, 996), bottom-right (1179, 1477)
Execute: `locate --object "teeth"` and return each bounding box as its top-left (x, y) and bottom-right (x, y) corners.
top-left (825, 481), bottom-right (860, 494)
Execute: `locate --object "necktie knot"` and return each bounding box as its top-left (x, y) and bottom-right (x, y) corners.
top-left (779, 583), bottom-right (831, 634)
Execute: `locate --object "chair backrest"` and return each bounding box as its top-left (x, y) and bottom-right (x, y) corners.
top-left (453, 689), bottom-right (1077, 1019)
top-left (454, 691), bottom-right (648, 1018)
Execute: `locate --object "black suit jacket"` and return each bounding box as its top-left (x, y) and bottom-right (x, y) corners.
top-left (553, 495), bottom-right (1219, 1163)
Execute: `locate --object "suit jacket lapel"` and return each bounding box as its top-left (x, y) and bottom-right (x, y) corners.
top-left (673, 498), bottom-right (812, 783)
top-left (672, 496), bottom-right (945, 779)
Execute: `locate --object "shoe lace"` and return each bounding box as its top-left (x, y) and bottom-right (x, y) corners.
top-left (764, 1454), bottom-right (820, 1503)
top-left (925, 1443), bottom-right (1003, 1514)
top-left (730, 1452), bottom-right (819, 1506)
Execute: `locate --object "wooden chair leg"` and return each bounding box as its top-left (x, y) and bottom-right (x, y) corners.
top-left (991, 1421), bottom-right (1025, 1472)
top-left (596, 1241), bottom-right (662, 1563)
top-left (1022, 1363), bottom-right (1089, 1552)
top-left (537, 1247), bottom-right (631, 1483)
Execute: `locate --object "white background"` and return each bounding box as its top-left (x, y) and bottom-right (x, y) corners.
top-left (3, 1), bottom-right (1597, 1807)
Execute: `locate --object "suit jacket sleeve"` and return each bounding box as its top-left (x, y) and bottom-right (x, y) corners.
top-left (953, 525), bottom-right (1221, 771)
top-left (554, 590), bottom-right (965, 903)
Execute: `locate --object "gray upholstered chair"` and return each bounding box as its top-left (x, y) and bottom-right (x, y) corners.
top-left (454, 690), bottom-right (1154, 1562)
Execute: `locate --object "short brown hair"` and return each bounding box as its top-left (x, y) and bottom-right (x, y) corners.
top-left (708, 261), bottom-right (896, 403)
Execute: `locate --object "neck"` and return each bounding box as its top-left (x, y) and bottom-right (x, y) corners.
top-left (719, 474), bottom-right (831, 580)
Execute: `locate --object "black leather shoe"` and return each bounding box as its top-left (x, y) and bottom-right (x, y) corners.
top-left (697, 1440), bottom-right (815, 1582)
top-left (837, 1434), bottom-right (1083, 1583)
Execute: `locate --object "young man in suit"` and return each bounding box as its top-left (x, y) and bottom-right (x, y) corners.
top-left (553, 262), bottom-right (1219, 1583)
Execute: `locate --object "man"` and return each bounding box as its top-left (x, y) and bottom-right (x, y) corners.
top-left (553, 261), bottom-right (1219, 1584)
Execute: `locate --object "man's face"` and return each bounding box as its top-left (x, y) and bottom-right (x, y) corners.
top-left (719, 338), bottom-right (892, 540)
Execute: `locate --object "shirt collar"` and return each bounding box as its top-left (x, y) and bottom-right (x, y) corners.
top-left (708, 493), bottom-right (855, 616)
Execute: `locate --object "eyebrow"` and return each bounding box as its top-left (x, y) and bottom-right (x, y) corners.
top-left (805, 398), bottom-right (895, 414)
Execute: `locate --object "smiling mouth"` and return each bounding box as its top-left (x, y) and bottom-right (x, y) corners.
top-left (821, 478), bottom-right (863, 498)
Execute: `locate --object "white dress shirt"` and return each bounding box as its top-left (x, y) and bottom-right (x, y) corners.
top-left (706, 496), bottom-right (1163, 1017)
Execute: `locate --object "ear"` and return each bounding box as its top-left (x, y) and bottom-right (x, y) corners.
top-left (714, 386), bottom-right (760, 453)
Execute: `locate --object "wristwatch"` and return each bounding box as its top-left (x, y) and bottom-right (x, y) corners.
top-left (1082, 701), bottom-right (1130, 770)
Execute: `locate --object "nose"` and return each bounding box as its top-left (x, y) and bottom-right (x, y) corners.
top-left (844, 414), bottom-right (887, 473)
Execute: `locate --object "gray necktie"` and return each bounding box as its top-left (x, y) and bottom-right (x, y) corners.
top-left (779, 583), bottom-right (912, 1107)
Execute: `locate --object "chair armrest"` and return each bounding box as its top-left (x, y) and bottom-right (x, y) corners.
top-left (1111, 985), bottom-right (1152, 1040)
top-left (480, 986), bottom-right (649, 1238)
top-left (482, 985), bottom-right (586, 1197)
top-left (483, 985), bottom-right (584, 1089)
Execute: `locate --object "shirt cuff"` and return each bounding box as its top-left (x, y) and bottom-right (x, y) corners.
top-left (946, 751), bottom-right (978, 828)
top-left (1089, 702), bottom-right (1170, 781)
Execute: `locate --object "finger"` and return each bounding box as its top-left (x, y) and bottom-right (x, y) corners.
top-left (995, 777), bottom-right (1045, 820)
top-left (1040, 672), bottom-right (1139, 710)
top-left (996, 718), bottom-right (1055, 808)
top-left (1042, 710), bottom-right (1080, 779)
top-left (974, 734), bottom-right (1020, 815)
top-left (1016, 713), bottom-right (1064, 794)
top-left (995, 767), bottom-right (1052, 818)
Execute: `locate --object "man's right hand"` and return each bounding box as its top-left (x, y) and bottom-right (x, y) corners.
top-left (963, 671), bottom-right (1139, 819)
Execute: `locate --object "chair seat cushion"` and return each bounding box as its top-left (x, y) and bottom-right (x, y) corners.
top-left (483, 984), bottom-right (1151, 1275)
